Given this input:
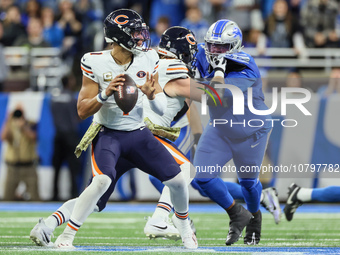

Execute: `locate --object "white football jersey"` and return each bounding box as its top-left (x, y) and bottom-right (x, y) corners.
top-left (81, 49), bottom-right (159, 131)
top-left (143, 58), bottom-right (189, 127)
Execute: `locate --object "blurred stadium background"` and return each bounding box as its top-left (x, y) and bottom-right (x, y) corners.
top-left (0, 0), bottom-right (340, 253)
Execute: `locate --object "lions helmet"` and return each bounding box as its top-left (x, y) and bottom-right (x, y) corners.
top-left (204, 19), bottom-right (243, 57)
top-left (158, 26), bottom-right (198, 65)
top-left (104, 9), bottom-right (150, 54)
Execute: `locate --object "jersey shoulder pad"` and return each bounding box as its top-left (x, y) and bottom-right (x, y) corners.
top-left (157, 59), bottom-right (189, 89)
top-left (142, 48), bottom-right (159, 74)
top-left (145, 48), bottom-right (159, 61)
top-left (164, 59), bottom-right (188, 77)
top-left (81, 52), bottom-right (99, 80)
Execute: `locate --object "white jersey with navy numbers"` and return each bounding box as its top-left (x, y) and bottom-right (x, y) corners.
top-left (143, 58), bottom-right (189, 127)
top-left (81, 49), bottom-right (159, 131)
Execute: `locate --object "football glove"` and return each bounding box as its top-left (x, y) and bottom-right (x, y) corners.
top-left (208, 55), bottom-right (227, 73)
top-left (190, 133), bottom-right (201, 161)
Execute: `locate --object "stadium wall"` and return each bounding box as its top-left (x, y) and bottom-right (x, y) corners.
top-left (0, 92), bottom-right (339, 201)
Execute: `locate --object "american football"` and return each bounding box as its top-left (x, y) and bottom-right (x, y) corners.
top-left (114, 74), bottom-right (138, 114)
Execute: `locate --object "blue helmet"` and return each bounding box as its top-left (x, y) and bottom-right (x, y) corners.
top-left (204, 19), bottom-right (243, 57)
top-left (104, 9), bottom-right (150, 54)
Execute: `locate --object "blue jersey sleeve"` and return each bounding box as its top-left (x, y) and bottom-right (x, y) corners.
top-left (223, 68), bottom-right (257, 98)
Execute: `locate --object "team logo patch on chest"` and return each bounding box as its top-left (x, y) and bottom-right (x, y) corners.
top-left (136, 71), bottom-right (146, 78)
top-left (103, 72), bottom-right (112, 82)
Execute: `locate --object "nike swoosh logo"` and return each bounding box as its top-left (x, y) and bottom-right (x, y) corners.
top-left (267, 191), bottom-right (277, 211)
top-left (287, 188), bottom-right (299, 205)
top-left (251, 143), bottom-right (260, 148)
top-left (151, 225), bottom-right (167, 230)
top-left (140, 126), bottom-right (146, 130)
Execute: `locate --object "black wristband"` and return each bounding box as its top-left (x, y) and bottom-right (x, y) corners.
top-left (214, 67), bottom-right (225, 73)
top-left (193, 133), bottom-right (201, 144)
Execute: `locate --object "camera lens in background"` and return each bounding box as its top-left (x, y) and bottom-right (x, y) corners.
top-left (13, 109), bottom-right (23, 118)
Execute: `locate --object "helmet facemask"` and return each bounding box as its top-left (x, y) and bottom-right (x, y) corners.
top-left (206, 42), bottom-right (236, 56)
top-left (129, 24), bottom-right (151, 54)
top-left (104, 9), bottom-right (151, 55)
top-left (177, 42), bottom-right (197, 66)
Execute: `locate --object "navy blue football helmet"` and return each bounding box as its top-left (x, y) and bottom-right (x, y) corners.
top-left (104, 9), bottom-right (150, 54)
top-left (158, 26), bottom-right (198, 65)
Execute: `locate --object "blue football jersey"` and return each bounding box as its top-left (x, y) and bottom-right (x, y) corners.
top-left (194, 43), bottom-right (272, 139)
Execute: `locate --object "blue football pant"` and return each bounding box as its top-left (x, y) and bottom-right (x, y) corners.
top-left (194, 124), bottom-right (270, 213)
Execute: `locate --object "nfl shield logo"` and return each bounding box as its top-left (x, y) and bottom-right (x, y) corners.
top-left (126, 86), bottom-right (136, 94)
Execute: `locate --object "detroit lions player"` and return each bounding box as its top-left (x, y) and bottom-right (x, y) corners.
top-left (285, 184), bottom-right (340, 221)
top-left (29, 9), bottom-right (197, 249)
top-left (193, 19), bottom-right (272, 245)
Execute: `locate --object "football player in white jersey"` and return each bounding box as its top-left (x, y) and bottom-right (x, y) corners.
top-left (141, 26), bottom-right (199, 239)
top-left (29, 9), bottom-right (197, 250)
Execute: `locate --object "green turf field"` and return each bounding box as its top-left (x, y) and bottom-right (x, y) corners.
top-left (0, 211), bottom-right (340, 254)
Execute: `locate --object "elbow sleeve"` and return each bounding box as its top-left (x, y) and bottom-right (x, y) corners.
top-left (148, 92), bottom-right (167, 116)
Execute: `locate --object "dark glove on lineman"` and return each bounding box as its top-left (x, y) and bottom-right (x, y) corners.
top-left (191, 133), bottom-right (202, 161)
top-left (209, 55), bottom-right (227, 73)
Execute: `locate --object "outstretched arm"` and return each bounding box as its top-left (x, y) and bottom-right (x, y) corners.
top-left (164, 77), bottom-right (205, 102)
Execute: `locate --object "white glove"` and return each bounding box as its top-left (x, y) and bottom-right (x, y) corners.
top-left (208, 55), bottom-right (227, 73)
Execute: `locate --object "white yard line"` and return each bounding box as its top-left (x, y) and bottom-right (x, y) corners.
top-left (2, 235), bottom-right (340, 242)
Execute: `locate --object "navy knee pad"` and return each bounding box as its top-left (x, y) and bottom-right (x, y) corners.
top-left (95, 175), bottom-right (116, 212)
top-left (159, 163), bottom-right (181, 182)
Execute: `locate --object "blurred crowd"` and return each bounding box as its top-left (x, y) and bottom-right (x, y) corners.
top-left (0, 0), bottom-right (339, 92)
top-left (0, 0), bottom-right (340, 57)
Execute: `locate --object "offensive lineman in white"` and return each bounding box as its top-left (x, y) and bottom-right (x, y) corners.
top-left (29, 9), bottom-right (197, 249)
top-left (142, 26), bottom-right (200, 239)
